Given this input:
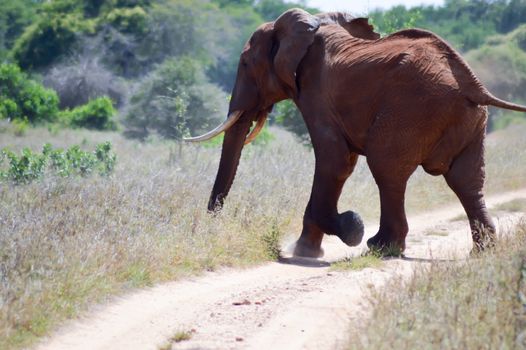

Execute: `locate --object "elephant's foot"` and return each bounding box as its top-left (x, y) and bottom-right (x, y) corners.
top-left (293, 238), bottom-right (324, 258)
top-left (470, 230), bottom-right (497, 256)
top-left (336, 211), bottom-right (364, 247)
top-left (367, 233), bottom-right (405, 257)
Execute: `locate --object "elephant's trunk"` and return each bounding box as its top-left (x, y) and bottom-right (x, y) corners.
top-left (208, 114), bottom-right (253, 211)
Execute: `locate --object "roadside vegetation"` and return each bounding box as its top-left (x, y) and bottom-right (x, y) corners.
top-left (331, 252), bottom-right (384, 271)
top-left (349, 219), bottom-right (526, 349)
top-left (1, 123), bottom-right (525, 349)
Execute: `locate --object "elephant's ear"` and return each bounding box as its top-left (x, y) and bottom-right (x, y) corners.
top-left (273, 8), bottom-right (320, 96)
top-left (347, 18), bottom-right (380, 40)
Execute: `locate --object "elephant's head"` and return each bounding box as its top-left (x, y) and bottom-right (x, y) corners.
top-left (185, 9), bottom-right (379, 211)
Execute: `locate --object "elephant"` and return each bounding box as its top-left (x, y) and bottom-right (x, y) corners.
top-left (186, 8), bottom-right (526, 258)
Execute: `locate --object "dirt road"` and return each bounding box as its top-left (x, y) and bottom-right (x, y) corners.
top-left (35, 189), bottom-right (526, 350)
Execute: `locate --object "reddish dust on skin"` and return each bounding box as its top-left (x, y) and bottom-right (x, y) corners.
top-left (35, 190), bottom-right (526, 350)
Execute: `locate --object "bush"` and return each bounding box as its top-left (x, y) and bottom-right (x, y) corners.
top-left (60, 96), bottom-right (117, 130)
top-left (0, 147), bottom-right (48, 184)
top-left (105, 6), bottom-right (148, 34)
top-left (12, 13), bottom-right (87, 70)
top-left (124, 57), bottom-right (227, 140)
top-left (0, 142), bottom-right (116, 184)
top-left (44, 53), bottom-right (127, 109)
top-left (11, 117), bottom-right (29, 136)
top-left (0, 63), bottom-right (59, 124)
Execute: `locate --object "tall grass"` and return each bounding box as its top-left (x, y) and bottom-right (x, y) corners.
top-left (0, 124), bottom-right (525, 348)
top-left (348, 219), bottom-right (526, 349)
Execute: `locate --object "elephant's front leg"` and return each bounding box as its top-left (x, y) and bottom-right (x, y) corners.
top-left (293, 153), bottom-right (364, 258)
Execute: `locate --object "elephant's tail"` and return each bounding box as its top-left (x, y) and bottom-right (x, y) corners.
top-left (483, 93), bottom-right (526, 113)
top-left (445, 48), bottom-right (526, 113)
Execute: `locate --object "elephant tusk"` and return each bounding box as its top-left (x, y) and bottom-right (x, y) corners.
top-left (183, 110), bottom-right (244, 142)
top-left (244, 114), bottom-right (268, 145)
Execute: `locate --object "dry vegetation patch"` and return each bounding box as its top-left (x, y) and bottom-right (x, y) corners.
top-left (1, 124), bottom-right (525, 349)
top-left (349, 220), bottom-right (526, 349)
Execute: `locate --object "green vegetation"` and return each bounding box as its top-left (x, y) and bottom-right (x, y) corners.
top-left (124, 57), bottom-right (227, 140)
top-left (0, 142), bottom-right (116, 184)
top-left (60, 97), bottom-right (117, 130)
top-left (0, 63), bottom-right (59, 124)
top-left (348, 220), bottom-right (526, 349)
top-left (2, 0), bottom-right (526, 139)
top-left (331, 252), bottom-right (384, 271)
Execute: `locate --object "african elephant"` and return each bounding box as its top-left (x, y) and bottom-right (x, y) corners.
top-left (186, 9), bottom-right (526, 257)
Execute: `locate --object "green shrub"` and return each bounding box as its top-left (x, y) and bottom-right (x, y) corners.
top-left (105, 6), bottom-right (148, 34)
top-left (0, 147), bottom-right (48, 184)
top-left (0, 142), bottom-right (117, 184)
top-left (0, 63), bottom-right (59, 124)
top-left (11, 117), bottom-right (29, 136)
top-left (94, 141), bottom-right (117, 175)
top-left (60, 96), bottom-right (117, 130)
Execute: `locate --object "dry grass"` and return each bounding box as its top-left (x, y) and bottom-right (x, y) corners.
top-left (1, 124), bottom-right (525, 349)
top-left (158, 329), bottom-right (194, 350)
top-left (0, 127), bottom-right (310, 348)
top-left (348, 219), bottom-right (526, 350)
top-left (495, 198), bottom-right (526, 212)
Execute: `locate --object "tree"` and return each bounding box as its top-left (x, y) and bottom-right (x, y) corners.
top-left (124, 57), bottom-right (227, 140)
top-left (0, 0), bottom-right (38, 61)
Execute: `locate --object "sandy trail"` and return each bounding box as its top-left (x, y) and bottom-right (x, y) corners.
top-left (35, 189), bottom-right (526, 350)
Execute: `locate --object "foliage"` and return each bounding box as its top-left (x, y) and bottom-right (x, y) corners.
top-left (0, 0), bottom-right (38, 60)
top-left (206, 2), bottom-right (264, 91)
top-left (3, 0), bottom-right (526, 138)
top-left (0, 146), bottom-right (48, 184)
top-left (0, 63), bottom-right (59, 124)
top-left (369, 5), bottom-right (422, 34)
top-left (60, 97), bottom-right (117, 130)
top-left (124, 57), bottom-right (227, 140)
top-left (254, 0), bottom-right (319, 21)
top-left (272, 100), bottom-right (310, 145)
top-left (261, 222), bottom-right (282, 259)
top-left (10, 0), bottom-right (150, 70)
top-left (0, 142), bottom-right (116, 184)
top-left (105, 6), bottom-right (149, 34)
top-left (12, 12), bottom-right (88, 70)
top-left (368, 0), bottom-right (526, 51)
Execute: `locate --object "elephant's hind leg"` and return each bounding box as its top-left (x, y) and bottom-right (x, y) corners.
top-left (366, 150), bottom-right (417, 255)
top-left (444, 130), bottom-right (495, 253)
